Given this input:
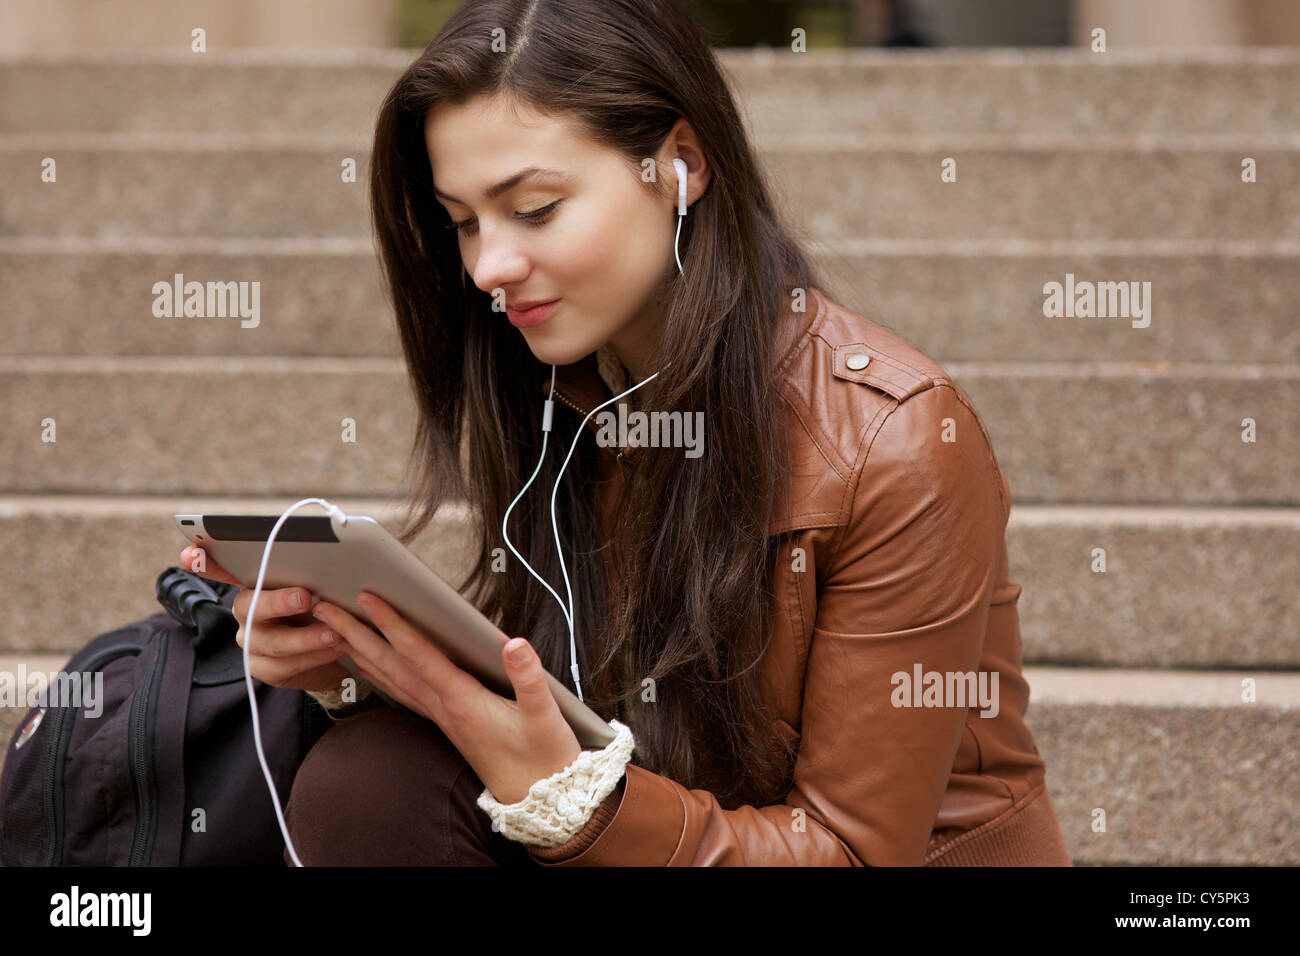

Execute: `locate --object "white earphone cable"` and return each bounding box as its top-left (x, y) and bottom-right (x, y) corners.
top-left (233, 495), bottom-right (349, 868)
top-left (503, 157), bottom-right (688, 701)
top-left (502, 365), bottom-right (574, 635)
top-left (231, 160), bottom-right (690, 866)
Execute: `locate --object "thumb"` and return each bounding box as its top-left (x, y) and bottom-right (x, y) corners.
top-left (504, 638), bottom-right (556, 720)
top-left (181, 546), bottom-right (242, 589)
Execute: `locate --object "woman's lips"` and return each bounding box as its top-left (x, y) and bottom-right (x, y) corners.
top-left (506, 299), bottom-right (560, 328)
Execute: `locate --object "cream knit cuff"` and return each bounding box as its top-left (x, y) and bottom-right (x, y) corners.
top-left (306, 675), bottom-right (373, 712)
top-left (476, 720), bottom-right (635, 848)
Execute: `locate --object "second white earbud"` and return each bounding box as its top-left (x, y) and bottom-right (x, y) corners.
top-left (673, 157), bottom-right (688, 216)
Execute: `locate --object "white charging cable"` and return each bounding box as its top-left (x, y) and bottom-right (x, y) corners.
top-left (229, 495), bottom-right (348, 868)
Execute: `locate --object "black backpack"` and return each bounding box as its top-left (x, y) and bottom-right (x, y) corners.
top-left (0, 566), bottom-right (333, 866)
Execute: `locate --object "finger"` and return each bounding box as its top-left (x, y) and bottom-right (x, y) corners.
top-left (502, 638), bottom-right (560, 722)
top-left (233, 585), bottom-right (313, 628)
top-left (355, 665), bottom-right (423, 716)
top-left (249, 645), bottom-right (347, 685)
top-left (283, 661), bottom-right (352, 694)
top-left (181, 547), bottom-right (242, 588)
top-left (339, 637), bottom-right (439, 718)
top-left (236, 618), bottom-right (340, 656)
top-left (312, 601), bottom-right (422, 699)
top-left (353, 592), bottom-right (479, 702)
top-left (316, 595), bottom-right (468, 709)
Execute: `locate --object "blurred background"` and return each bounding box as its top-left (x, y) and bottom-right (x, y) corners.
top-left (1, 0), bottom-right (1296, 867)
top-left (5, 0), bottom-right (1300, 50)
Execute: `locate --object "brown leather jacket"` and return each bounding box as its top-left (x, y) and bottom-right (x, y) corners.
top-left (526, 287), bottom-right (1071, 866)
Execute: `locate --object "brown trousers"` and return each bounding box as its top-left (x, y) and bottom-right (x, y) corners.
top-left (283, 706), bottom-right (539, 866)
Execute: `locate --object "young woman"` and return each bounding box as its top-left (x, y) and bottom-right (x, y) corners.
top-left (184, 0), bottom-right (1071, 866)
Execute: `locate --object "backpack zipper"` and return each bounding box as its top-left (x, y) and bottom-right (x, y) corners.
top-left (40, 642), bottom-right (141, 866)
top-left (126, 630), bottom-right (168, 866)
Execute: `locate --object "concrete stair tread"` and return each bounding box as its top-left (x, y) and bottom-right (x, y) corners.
top-left (1025, 665), bottom-right (1300, 707)
top-left (8, 234), bottom-right (1300, 254)
top-left (0, 495), bottom-right (1294, 669)
top-left (0, 654), bottom-right (1292, 864)
top-left (3, 236), bottom-right (1297, 363)
top-left (6, 48), bottom-right (1299, 138)
top-left (2, 363), bottom-right (1294, 503)
top-left (10, 132), bottom-right (1300, 147)
top-left (3, 145), bottom-right (1297, 240)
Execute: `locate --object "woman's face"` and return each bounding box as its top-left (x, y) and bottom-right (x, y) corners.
top-left (425, 93), bottom-right (701, 381)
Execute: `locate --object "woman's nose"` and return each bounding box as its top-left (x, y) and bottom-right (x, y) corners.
top-left (465, 239), bottom-right (530, 294)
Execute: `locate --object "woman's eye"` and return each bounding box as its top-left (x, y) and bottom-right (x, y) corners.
top-left (446, 200), bottom-right (562, 236)
top-left (519, 199), bottom-right (562, 228)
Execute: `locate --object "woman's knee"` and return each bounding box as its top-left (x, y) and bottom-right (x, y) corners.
top-left (284, 706), bottom-right (487, 865)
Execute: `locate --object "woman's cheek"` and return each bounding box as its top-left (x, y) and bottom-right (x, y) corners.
top-left (556, 213), bottom-right (613, 276)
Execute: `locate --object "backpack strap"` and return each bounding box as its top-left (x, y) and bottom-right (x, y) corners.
top-left (155, 567), bottom-right (245, 685)
top-left (156, 566), bottom-right (238, 630)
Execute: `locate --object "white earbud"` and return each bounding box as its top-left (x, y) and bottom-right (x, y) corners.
top-left (673, 157), bottom-right (688, 217)
top-left (671, 158), bottom-right (688, 276)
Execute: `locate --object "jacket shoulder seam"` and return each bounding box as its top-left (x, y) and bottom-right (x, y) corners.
top-left (929, 380), bottom-right (1009, 515)
top-left (663, 776), bottom-right (689, 865)
top-left (824, 375), bottom-right (1007, 573)
top-left (774, 286), bottom-right (825, 380)
top-left (777, 388), bottom-right (856, 484)
top-left (824, 382), bottom-right (939, 569)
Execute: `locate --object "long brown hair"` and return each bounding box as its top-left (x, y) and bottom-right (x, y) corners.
top-left (371, 0), bottom-right (834, 808)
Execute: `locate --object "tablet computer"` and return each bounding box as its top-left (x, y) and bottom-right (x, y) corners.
top-left (173, 509), bottom-right (617, 749)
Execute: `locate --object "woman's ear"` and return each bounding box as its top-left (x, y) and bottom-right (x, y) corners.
top-left (661, 119), bottom-right (711, 206)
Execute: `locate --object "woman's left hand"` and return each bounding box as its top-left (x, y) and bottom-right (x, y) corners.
top-left (312, 592), bottom-right (583, 805)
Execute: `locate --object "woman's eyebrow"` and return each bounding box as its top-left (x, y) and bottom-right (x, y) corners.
top-left (433, 167), bottom-right (575, 205)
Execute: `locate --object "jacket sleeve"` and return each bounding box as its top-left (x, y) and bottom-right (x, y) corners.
top-left (528, 383), bottom-right (1007, 866)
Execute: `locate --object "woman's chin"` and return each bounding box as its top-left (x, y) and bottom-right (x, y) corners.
top-left (520, 332), bottom-right (588, 368)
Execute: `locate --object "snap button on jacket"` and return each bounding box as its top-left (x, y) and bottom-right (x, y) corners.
top-left (528, 287), bottom-right (1071, 866)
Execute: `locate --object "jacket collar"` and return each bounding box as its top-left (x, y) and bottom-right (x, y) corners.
top-left (539, 349), bottom-right (629, 454)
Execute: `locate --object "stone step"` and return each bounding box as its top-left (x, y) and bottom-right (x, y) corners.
top-left (1, 651), bottom-right (1295, 864)
top-left (3, 49), bottom-right (1297, 136)
top-left (2, 135), bottom-right (1296, 239)
top-left (1024, 665), bottom-right (1300, 865)
top-left (1, 358), bottom-right (1294, 504)
top-left (2, 236), bottom-right (1297, 363)
top-left (0, 496), bottom-right (1294, 669)
top-left (1006, 505), bottom-right (1299, 668)
top-left (0, 51), bottom-right (398, 137)
top-left (727, 48), bottom-right (1300, 138)
top-left (0, 497), bottom-right (474, 656)
top-left (950, 361), bottom-right (1298, 505)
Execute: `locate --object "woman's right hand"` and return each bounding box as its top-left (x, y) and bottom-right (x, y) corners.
top-left (180, 545), bottom-right (352, 694)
